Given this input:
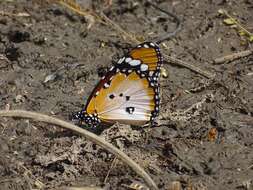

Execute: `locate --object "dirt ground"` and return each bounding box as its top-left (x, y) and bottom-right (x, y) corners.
top-left (0, 0), bottom-right (253, 189)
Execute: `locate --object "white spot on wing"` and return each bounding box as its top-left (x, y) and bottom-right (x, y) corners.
top-left (140, 64), bottom-right (148, 71)
top-left (104, 83), bottom-right (110, 88)
top-left (117, 57), bottom-right (125, 64)
top-left (149, 71), bottom-right (154, 77)
top-left (150, 42), bottom-right (155, 47)
top-left (143, 44), bottom-right (149, 48)
top-left (125, 57), bottom-right (132, 63)
top-left (129, 59), bottom-right (141, 66)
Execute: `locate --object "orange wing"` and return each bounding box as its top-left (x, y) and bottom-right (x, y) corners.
top-left (76, 42), bottom-right (162, 127)
top-left (130, 44), bottom-right (161, 71)
top-left (86, 71), bottom-right (156, 125)
top-left (115, 42), bottom-right (162, 87)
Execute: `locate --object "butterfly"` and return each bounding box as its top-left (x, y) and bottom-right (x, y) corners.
top-left (72, 42), bottom-right (163, 128)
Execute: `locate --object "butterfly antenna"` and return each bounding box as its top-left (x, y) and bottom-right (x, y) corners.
top-left (146, 0), bottom-right (182, 44)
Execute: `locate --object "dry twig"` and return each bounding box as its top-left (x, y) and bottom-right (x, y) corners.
top-left (163, 52), bottom-right (215, 79)
top-left (52, 0), bottom-right (105, 26)
top-left (0, 11), bottom-right (30, 17)
top-left (219, 9), bottom-right (253, 42)
top-left (0, 110), bottom-right (158, 190)
top-left (100, 12), bottom-right (140, 44)
top-left (214, 49), bottom-right (253, 64)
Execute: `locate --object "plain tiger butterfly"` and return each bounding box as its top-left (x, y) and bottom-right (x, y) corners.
top-left (72, 42), bottom-right (163, 127)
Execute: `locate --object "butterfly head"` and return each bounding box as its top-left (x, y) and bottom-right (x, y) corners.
top-left (72, 109), bottom-right (101, 127)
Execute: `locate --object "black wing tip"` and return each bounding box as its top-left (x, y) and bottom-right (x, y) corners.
top-left (136, 42), bottom-right (160, 49)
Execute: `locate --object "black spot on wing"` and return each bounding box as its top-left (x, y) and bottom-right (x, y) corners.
top-left (109, 94), bottom-right (115, 99)
top-left (126, 107), bottom-right (135, 114)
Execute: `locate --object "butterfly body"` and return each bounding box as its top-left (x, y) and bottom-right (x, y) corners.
top-left (73, 42), bottom-right (163, 128)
